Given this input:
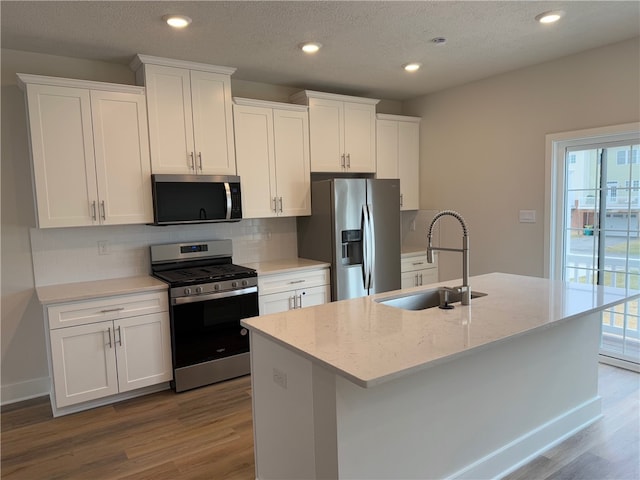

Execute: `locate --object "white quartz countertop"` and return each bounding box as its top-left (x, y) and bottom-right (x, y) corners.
top-left (240, 258), bottom-right (330, 276)
top-left (241, 272), bottom-right (639, 388)
top-left (36, 275), bottom-right (168, 304)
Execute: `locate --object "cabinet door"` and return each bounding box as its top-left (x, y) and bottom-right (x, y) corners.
top-left (190, 70), bottom-right (236, 175)
top-left (25, 84), bottom-right (98, 228)
top-left (344, 102), bottom-right (376, 173)
top-left (144, 64), bottom-right (195, 174)
top-left (259, 290), bottom-right (297, 315)
top-left (376, 119), bottom-right (399, 180)
top-left (299, 285), bottom-right (330, 308)
top-left (401, 271), bottom-right (420, 289)
top-left (91, 90), bottom-right (153, 225)
top-left (115, 312), bottom-right (173, 393)
top-left (50, 322), bottom-right (118, 408)
top-left (398, 121), bottom-right (420, 210)
top-left (308, 98), bottom-right (344, 172)
top-left (273, 109), bottom-right (311, 217)
top-left (234, 104), bottom-right (276, 218)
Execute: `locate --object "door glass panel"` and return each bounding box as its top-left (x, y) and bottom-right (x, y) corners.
top-left (563, 143), bottom-right (640, 367)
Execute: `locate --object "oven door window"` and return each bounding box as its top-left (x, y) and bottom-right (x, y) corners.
top-left (171, 292), bottom-right (258, 368)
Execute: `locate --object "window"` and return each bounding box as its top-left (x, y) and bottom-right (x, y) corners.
top-left (608, 181), bottom-right (618, 201)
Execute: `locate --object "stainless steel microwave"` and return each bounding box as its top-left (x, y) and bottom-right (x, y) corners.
top-left (151, 174), bottom-right (242, 225)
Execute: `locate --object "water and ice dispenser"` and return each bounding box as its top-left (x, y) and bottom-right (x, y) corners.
top-left (341, 229), bottom-right (363, 265)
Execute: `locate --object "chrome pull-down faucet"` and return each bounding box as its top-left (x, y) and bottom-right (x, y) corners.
top-left (426, 210), bottom-right (470, 305)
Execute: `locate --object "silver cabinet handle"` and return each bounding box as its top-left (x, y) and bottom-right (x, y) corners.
top-left (340, 154), bottom-right (345, 168)
top-left (400, 194), bottom-right (404, 207)
top-left (412, 262), bottom-right (424, 266)
top-left (278, 197), bottom-right (283, 213)
top-left (100, 307), bottom-right (125, 313)
top-left (289, 279), bottom-right (305, 284)
top-left (289, 296), bottom-right (296, 310)
top-left (99, 201), bottom-right (106, 221)
top-left (272, 197), bottom-right (278, 213)
top-left (198, 152), bottom-right (203, 171)
top-left (188, 152), bottom-right (195, 170)
top-left (91, 201), bottom-right (97, 221)
top-left (106, 327), bottom-right (112, 348)
top-left (419, 273), bottom-right (424, 286)
top-left (346, 153), bottom-right (351, 168)
top-left (296, 294), bottom-right (302, 309)
top-left (116, 326), bottom-right (122, 346)
top-left (415, 274), bottom-right (419, 286)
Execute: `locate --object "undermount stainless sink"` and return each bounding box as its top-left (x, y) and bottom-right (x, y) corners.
top-left (375, 287), bottom-right (487, 311)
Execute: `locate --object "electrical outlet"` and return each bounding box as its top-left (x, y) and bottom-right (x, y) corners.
top-left (273, 368), bottom-right (287, 389)
top-left (98, 240), bottom-right (110, 255)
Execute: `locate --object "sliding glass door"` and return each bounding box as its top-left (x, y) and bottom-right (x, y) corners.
top-left (563, 142), bottom-right (639, 368)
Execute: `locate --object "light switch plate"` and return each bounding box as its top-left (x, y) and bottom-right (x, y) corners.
top-left (519, 210), bottom-right (536, 223)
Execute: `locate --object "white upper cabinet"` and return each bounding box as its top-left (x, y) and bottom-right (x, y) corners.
top-left (131, 55), bottom-right (237, 175)
top-left (18, 74), bottom-right (153, 228)
top-left (233, 98), bottom-right (310, 218)
top-left (290, 90), bottom-right (379, 173)
top-left (376, 114), bottom-right (420, 211)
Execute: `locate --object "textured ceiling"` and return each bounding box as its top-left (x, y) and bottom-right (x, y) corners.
top-left (2, 1), bottom-right (639, 100)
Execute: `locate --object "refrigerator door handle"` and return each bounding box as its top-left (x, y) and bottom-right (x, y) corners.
top-left (366, 204), bottom-right (375, 290)
top-left (362, 205), bottom-right (371, 290)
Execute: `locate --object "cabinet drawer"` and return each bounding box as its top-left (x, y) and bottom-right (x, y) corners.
top-left (258, 268), bottom-right (330, 296)
top-left (401, 253), bottom-right (437, 273)
top-left (48, 291), bottom-right (168, 330)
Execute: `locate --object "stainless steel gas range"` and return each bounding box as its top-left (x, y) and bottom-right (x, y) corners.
top-left (150, 240), bottom-right (258, 392)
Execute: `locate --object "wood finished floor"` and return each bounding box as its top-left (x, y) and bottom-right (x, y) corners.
top-left (1, 364), bottom-right (638, 480)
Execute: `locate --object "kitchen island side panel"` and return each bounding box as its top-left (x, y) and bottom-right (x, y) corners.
top-left (333, 312), bottom-right (602, 479)
top-left (249, 312), bottom-right (601, 480)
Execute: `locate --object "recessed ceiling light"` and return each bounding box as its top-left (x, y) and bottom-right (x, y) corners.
top-left (403, 63), bottom-right (421, 73)
top-left (300, 42), bottom-right (322, 54)
top-left (535, 10), bottom-right (564, 24)
top-left (162, 14), bottom-right (192, 28)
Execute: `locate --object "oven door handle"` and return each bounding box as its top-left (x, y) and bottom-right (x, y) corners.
top-left (172, 286), bottom-right (257, 305)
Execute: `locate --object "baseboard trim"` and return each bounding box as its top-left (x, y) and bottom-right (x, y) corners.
top-left (1, 376), bottom-right (50, 406)
top-left (451, 396), bottom-right (603, 480)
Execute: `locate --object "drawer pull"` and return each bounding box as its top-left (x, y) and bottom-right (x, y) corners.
top-left (288, 280), bottom-right (305, 284)
top-left (100, 307), bottom-right (125, 313)
top-left (412, 262), bottom-right (424, 266)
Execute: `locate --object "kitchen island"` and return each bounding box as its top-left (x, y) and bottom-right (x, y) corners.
top-left (241, 273), bottom-right (638, 480)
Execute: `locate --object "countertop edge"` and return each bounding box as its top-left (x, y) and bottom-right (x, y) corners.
top-left (240, 258), bottom-right (330, 276)
top-left (36, 275), bottom-right (168, 305)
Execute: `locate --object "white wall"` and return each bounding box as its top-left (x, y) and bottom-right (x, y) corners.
top-left (404, 38), bottom-right (640, 282)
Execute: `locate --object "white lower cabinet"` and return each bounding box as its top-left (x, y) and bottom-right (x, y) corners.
top-left (401, 252), bottom-right (438, 289)
top-left (258, 268), bottom-right (330, 315)
top-left (47, 291), bottom-right (172, 411)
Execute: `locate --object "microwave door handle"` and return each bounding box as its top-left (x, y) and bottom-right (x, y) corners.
top-left (224, 182), bottom-right (232, 220)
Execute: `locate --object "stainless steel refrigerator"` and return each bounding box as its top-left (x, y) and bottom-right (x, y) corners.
top-left (297, 178), bottom-right (401, 301)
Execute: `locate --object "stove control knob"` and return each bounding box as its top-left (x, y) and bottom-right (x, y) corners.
top-left (214, 284), bottom-right (220, 291)
top-left (242, 280), bottom-right (248, 286)
top-left (184, 287), bottom-right (192, 296)
top-left (195, 286), bottom-right (204, 294)
top-left (232, 281), bottom-right (238, 288)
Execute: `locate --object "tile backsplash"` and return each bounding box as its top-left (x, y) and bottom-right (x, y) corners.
top-left (400, 209), bottom-right (440, 251)
top-left (30, 217), bottom-right (298, 286)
